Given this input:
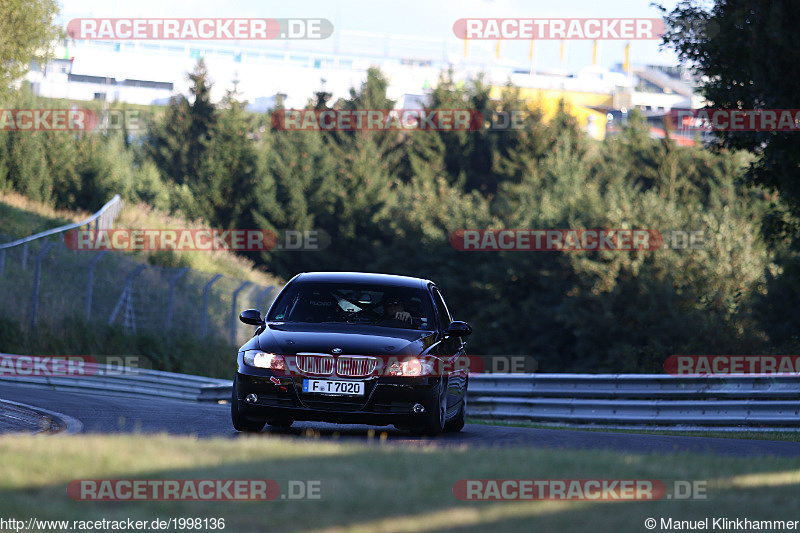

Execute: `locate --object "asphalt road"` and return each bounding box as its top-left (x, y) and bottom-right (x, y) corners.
top-left (1, 381), bottom-right (799, 457)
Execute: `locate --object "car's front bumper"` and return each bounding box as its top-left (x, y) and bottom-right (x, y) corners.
top-left (234, 372), bottom-right (443, 426)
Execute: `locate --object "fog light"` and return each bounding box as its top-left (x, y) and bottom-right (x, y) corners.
top-left (413, 403), bottom-right (425, 413)
top-left (245, 393), bottom-right (258, 404)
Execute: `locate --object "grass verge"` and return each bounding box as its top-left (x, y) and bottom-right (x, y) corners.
top-left (0, 316), bottom-right (235, 379)
top-left (0, 192), bottom-right (280, 287)
top-left (114, 201), bottom-right (279, 285)
top-left (0, 190), bottom-right (279, 374)
top-left (0, 191), bottom-right (87, 239)
top-left (0, 433), bottom-right (798, 533)
top-left (468, 418), bottom-right (800, 442)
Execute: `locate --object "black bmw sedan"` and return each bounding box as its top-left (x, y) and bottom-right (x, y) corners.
top-left (231, 272), bottom-right (472, 435)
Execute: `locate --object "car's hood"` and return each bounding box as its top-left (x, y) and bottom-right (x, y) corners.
top-left (257, 322), bottom-right (437, 356)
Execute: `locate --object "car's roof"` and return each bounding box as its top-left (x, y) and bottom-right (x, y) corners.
top-left (290, 272), bottom-right (432, 289)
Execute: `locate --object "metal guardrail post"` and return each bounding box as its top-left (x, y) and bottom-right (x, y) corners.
top-left (108, 264), bottom-right (147, 326)
top-left (21, 243), bottom-right (28, 270)
top-left (201, 274), bottom-right (223, 338)
top-left (85, 251), bottom-right (108, 320)
top-left (165, 267), bottom-right (190, 330)
top-left (29, 242), bottom-right (55, 329)
top-left (0, 249), bottom-right (4, 276)
top-left (231, 281), bottom-right (252, 345)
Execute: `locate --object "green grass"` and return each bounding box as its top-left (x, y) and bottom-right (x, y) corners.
top-left (0, 191), bottom-right (85, 239)
top-left (0, 237), bottom-right (263, 368)
top-left (0, 433), bottom-right (798, 533)
top-left (0, 192), bottom-right (279, 376)
top-left (115, 201), bottom-right (279, 285)
top-left (0, 191), bottom-right (280, 286)
top-left (468, 418), bottom-right (800, 442)
top-left (0, 315), bottom-right (236, 378)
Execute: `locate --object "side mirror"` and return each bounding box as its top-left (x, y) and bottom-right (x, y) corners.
top-left (239, 309), bottom-right (264, 326)
top-left (444, 320), bottom-right (472, 337)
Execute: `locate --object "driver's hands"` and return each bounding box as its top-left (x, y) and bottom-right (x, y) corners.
top-left (394, 311), bottom-right (412, 322)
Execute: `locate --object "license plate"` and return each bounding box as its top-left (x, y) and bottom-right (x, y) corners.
top-left (303, 379), bottom-right (365, 396)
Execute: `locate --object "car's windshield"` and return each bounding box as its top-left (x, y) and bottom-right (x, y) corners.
top-left (267, 282), bottom-right (434, 330)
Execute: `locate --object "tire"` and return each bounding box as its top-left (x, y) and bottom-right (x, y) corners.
top-left (444, 388), bottom-right (467, 433)
top-left (422, 380), bottom-right (447, 436)
top-left (265, 418), bottom-right (293, 428)
top-left (231, 376), bottom-right (266, 433)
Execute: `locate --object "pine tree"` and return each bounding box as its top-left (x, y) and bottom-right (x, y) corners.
top-left (189, 87), bottom-right (261, 227)
top-left (146, 59), bottom-right (217, 193)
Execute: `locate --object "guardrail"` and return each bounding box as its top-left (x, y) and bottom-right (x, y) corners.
top-left (3, 369), bottom-right (798, 426)
top-left (0, 194), bottom-right (123, 251)
top-left (467, 374), bottom-right (800, 426)
top-left (196, 373), bottom-right (800, 427)
top-left (0, 361), bottom-right (230, 402)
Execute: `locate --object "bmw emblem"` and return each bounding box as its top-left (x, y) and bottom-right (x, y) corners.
top-left (331, 348), bottom-right (342, 354)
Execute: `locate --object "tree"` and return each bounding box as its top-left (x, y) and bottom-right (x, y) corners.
top-left (186, 60), bottom-right (216, 170)
top-left (146, 59), bottom-right (216, 190)
top-left (192, 88), bottom-right (262, 227)
top-left (659, 0), bottom-right (800, 244)
top-left (249, 102), bottom-right (340, 276)
top-left (0, 0), bottom-right (62, 98)
top-left (413, 71), bottom-right (499, 194)
top-left (401, 71), bottom-right (568, 197)
top-left (331, 67), bottom-right (402, 163)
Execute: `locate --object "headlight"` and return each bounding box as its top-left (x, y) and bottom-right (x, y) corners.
top-left (388, 357), bottom-right (434, 377)
top-left (243, 350), bottom-right (285, 371)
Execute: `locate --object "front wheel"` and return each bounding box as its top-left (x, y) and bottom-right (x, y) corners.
top-left (444, 388), bottom-right (467, 433)
top-left (266, 418), bottom-right (294, 428)
top-left (421, 381), bottom-right (447, 436)
top-left (231, 376), bottom-right (266, 433)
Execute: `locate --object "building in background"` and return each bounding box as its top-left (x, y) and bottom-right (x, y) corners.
top-left (26, 34), bottom-right (700, 142)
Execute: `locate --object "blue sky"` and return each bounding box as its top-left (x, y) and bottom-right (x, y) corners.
top-left (57, 0), bottom-right (682, 73)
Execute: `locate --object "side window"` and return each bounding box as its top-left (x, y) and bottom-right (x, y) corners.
top-left (431, 287), bottom-right (452, 330)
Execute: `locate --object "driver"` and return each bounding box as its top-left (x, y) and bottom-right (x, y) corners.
top-left (379, 296), bottom-right (416, 327)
